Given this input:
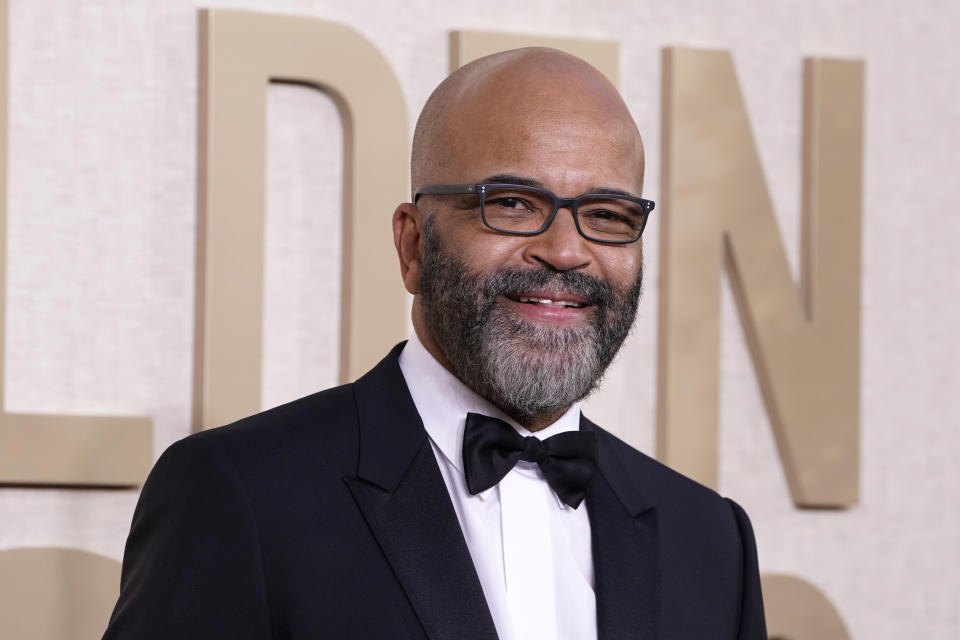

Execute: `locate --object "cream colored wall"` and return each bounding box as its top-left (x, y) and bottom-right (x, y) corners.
top-left (0, 1), bottom-right (957, 638)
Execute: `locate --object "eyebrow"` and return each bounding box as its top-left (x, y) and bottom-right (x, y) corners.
top-left (482, 173), bottom-right (642, 199)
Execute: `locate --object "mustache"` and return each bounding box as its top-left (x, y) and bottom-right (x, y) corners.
top-left (481, 267), bottom-right (617, 308)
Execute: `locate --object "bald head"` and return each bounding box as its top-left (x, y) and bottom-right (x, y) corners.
top-left (396, 48), bottom-right (650, 430)
top-left (411, 47), bottom-right (645, 195)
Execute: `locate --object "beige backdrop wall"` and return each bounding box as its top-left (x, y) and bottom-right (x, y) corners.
top-left (0, 0), bottom-right (958, 638)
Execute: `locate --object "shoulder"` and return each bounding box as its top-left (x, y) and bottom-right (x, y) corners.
top-left (586, 418), bottom-right (718, 502)
top-left (157, 382), bottom-right (361, 492)
top-left (584, 416), bottom-right (764, 627)
top-left (106, 384), bottom-right (367, 638)
top-left (585, 417), bottom-right (747, 536)
top-left (198, 382), bottom-right (357, 448)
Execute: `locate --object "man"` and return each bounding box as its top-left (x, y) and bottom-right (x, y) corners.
top-left (104, 48), bottom-right (766, 639)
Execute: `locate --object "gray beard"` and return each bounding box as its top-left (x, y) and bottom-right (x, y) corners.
top-left (417, 220), bottom-right (643, 424)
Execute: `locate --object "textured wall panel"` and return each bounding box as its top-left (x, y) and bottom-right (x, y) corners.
top-left (0, 1), bottom-right (957, 638)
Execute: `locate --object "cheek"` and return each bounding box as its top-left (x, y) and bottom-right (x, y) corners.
top-left (597, 249), bottom-right (644, 292)
top-left (445, 228), bottom-right (528, 270)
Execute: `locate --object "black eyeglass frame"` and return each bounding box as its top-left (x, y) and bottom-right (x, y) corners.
top-left (413, 183), bottom-right (655, 245)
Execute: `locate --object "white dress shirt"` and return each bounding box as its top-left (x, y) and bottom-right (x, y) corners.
top-left (398, 334), bottom-right (597, 640)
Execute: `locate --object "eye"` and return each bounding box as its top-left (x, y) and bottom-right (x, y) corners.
top-left (578, 201), bottom-right (645, 240)
top-left (580, 208), bottom-right (631, 225)
top-left (487, 196), bottom-right (535, 211)
top-left (586, 208), bottom-right (626, 221)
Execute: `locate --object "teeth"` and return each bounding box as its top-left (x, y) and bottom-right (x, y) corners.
top-left (516, 297), bottom-right (584, 308)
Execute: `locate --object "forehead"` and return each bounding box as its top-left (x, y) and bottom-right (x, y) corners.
top-left (435, 61), bottom-right (645, 194)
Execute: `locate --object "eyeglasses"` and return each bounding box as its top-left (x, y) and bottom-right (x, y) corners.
top-left (413, 183), bottom-right (655, 245)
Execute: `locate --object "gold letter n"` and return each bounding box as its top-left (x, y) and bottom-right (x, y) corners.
top-left (658, 48), bottom-right (863, 507)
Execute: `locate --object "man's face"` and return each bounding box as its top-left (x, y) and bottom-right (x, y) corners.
top-left (409, 64), bottom-right (648, 424)
top-left (417, 217), bottom-right (642, 423)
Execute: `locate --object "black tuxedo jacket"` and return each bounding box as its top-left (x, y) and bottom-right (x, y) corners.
top-left (104, 344), bottom-right (766, 639)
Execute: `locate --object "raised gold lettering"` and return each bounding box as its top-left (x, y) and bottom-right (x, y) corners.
top-left (763, 574), bottom-right (851, 639)
top-left (658, 48), bottom-right (863, 507)
top-left (0, 548), bottom-right (121, 639)
top-left (195, 10), bottom-right (408, 430)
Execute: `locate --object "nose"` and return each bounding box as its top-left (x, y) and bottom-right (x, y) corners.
top-left (522, 206), bottom-right (592, 272)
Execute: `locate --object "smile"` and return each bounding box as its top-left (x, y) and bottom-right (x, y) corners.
top-left (512, 296), bottom-right (587, 308)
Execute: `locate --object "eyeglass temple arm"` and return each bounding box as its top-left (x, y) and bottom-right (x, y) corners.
top-left (413, 184), bottom-right (478, 202)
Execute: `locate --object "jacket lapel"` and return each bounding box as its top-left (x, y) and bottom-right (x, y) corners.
top-left (344, 344), bottom-right (499, 640)
top-left (584, 417), bottom-right (661, 640)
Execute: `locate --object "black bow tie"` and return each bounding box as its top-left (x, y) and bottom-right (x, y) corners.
top-left (461, 412), bottom-right (599, 509)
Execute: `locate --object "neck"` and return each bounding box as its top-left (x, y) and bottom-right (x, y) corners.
top-left (520, 410), bottom-right (566, 433)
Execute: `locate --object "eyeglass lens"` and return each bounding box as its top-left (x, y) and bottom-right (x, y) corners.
top-left (481, 186), bottom-right (646, 242)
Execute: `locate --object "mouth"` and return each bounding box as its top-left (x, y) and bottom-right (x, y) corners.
top-left (502, 290), bottom-right (593, 323)
top-left (507, 295), bottom-right (589, 309)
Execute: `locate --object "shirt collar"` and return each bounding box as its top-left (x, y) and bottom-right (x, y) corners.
top-left (398, 333), bottom-right (582, 501)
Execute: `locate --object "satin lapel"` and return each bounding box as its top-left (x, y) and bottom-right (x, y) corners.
top-left (344, 344), bottom-right (499, 640)
top-left (584, 418), bottom-right (661, 640)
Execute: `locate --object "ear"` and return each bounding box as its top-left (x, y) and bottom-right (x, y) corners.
top-left (393, 202), bottom-right (424, 295)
